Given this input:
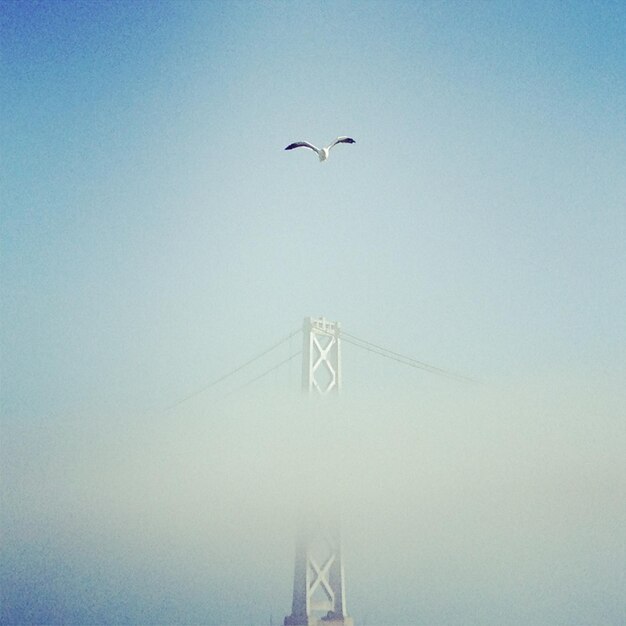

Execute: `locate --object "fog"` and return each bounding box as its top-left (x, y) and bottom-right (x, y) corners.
top-left (2, 1), bottom-right (625, 624)
top-left (3, 372), bottom-right (624, 625)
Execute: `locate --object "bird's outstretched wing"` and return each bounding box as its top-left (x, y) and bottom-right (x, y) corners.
top-left (328, 136), bottom-right (356, 150)
top-left (285, 141), bottom-right (320, 153)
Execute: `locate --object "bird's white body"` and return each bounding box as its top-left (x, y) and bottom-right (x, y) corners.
top-left (285, 136), bottom-right (355, 162)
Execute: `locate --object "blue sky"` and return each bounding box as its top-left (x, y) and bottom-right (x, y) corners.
top-left (2, 1), bottom-right (625, 624)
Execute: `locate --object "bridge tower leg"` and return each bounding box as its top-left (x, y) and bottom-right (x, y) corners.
top-left (284, 317), bottom-right (354, 626)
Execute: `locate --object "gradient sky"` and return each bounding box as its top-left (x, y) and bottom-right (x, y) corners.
top-left (1, 2), bottom-right (625, 625)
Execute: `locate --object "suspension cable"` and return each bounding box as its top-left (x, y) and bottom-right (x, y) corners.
top-left (164, 327), bottom-right (301, 411)
top-left (217, 350), bottom-right (302, 402)
top-left (341, 331), bottom-right (476, 383)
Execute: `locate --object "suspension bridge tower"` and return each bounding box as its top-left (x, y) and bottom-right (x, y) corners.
top-left (284, 317), bottom-right (354, 626)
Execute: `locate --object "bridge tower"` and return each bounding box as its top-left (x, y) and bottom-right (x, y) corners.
top-left (284, 317), bottom-right (354, 626)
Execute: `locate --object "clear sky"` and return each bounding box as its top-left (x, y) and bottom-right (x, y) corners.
top-left (1, 1), bottom-right (625, 625)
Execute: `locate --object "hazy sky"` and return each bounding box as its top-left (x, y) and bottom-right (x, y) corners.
top-left (1, 1), bottom-right (625, 625)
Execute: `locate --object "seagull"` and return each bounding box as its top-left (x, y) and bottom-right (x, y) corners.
top-left (284, 136), bottom-right (356, 162)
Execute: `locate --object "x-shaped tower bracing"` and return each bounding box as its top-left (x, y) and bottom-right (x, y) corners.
top-left (309, 554), bottom-right (336, 610)
top-left (302, 317), bottom-right (341, 395)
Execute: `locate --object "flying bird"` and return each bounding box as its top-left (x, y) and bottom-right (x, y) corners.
top-left (284, 136), bottom-right (356, 162)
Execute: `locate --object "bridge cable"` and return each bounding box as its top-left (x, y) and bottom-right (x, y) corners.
top-left (341, 331), bottom-right (476, 383)
top-left (164, 327), bottom-right (301, 411)
top-left (216, 350), bottom-right (302, 402)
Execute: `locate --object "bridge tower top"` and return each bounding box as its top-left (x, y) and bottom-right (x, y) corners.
top-left (302, 316), bottom-right (342, 396)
